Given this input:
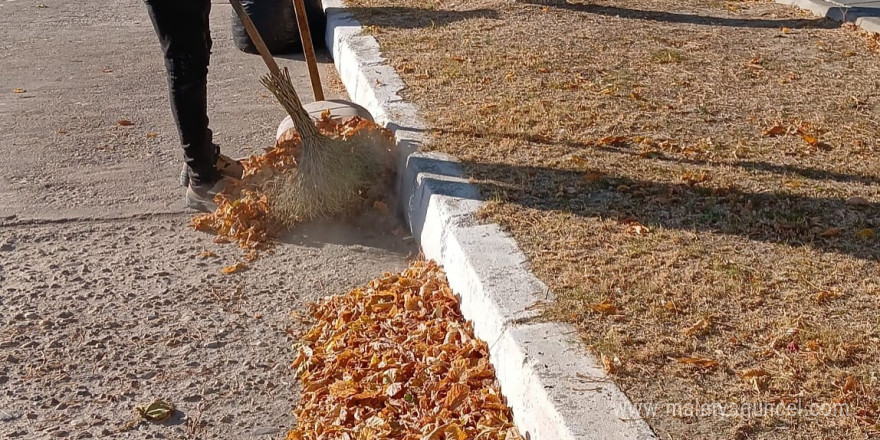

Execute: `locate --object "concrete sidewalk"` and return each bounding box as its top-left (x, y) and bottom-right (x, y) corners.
top-left (0, 1), bottom-right (410, 439)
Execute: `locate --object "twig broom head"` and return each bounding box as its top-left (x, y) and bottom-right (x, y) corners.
top-left (259, 68), bottom-right (390, 225)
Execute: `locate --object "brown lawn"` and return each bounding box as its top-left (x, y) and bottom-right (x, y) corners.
top-left (343, 0), bottom-right (880, 437)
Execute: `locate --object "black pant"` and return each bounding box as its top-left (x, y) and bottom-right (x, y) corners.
top-left (144, 0), bottom-right (218, 184)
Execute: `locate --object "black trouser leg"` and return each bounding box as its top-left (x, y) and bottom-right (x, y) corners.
top-left (144, 0), bottom-right (218, 185)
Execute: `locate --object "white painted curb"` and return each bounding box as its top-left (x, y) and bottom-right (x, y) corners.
top-left (776, 0), bottom-right (880, 34)
top-left (320, 1), bottom-right (657, 439)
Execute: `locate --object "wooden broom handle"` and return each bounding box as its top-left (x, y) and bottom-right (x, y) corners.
top-left (229, 0), bottom-right (282, 77)
top-left (291, 0), bottom-right (325, 101)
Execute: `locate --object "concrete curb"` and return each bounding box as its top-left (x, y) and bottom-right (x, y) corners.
top-left (320, 1), bottom-right (657, 439)
top-left (776, 0), bottom-right (880, 34)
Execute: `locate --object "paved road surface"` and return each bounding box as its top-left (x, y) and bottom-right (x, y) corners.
top-left (0, 1), bottom-right (410, 439)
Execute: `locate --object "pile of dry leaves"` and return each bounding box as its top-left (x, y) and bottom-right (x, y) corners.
top-left (192, 114), bottom-right (393, 249)
top-left (288, 260), bottom-right (523, 440)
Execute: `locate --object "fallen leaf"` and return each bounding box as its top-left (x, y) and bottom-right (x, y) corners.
top-left (198, 250), bottom-right (218, 259)
top-left (329, 380), bottom-right (359, 399)
top-left (12, 88), bottom-right (26, 94)
top-left (221, 262), bottom-right (248, 274)
top-left (135, 400), bottom-right (174, 422)
top-left (856, 228), bottom-right (875, 239)
top-left (590, 299), bottom-right (618, 315)
top-left (683, 318), bottom-right (711, 336)
top-left (146, 132), bottom-right (158, 138)
top-left (815, 290), bottom-right (838, 303)
top-left (819, 227), bottom-right (841, 237)
top-left (596, 136), bottom-right (627, 146)
top-left (101, 68), bottom-right (113, 73)
top-left (582, 172), bottom-right (605, 183)
top-left (842, 376), bottom-right (858, 394)
top-left (674, 357), bottom-right (719, 368)
top-left (762, 123), bottom-right (786, 137)
top-left (741, 368), bottom-right (770, 379)
top-left (385, 382), bottom-right (404, 398)
top-left (601, 353), bottom-right (617, 375)
top-left (373, 200), bottom-right (389, 216)
top-left (569, 154), bottom-right (589, 166)
top-left (625, 221), bottom-right (651, 235)
top-left (802, 133), bottom-right (818, 146)
top-left (681, 170), bottom-right (710, 186)
top-left (444, 383), bottom-right (469, 410)
top-left (117, 119), bottom-right (134, 126)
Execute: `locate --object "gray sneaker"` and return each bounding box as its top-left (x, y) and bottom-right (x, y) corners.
top-left (179, 153), bottom-right (245, 187)
top-left (185, 177), bottom-right (231, 213)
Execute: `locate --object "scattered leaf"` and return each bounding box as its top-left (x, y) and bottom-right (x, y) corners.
top-left (819, 227), bottom-right (841, 237)
top-left (12, 88), bottom-right (26, 94)
top-left (842, 376), bottom-right (858, 394)
top-left (683, 318), bottom-right (711, 336)
top-left (762, 123), bottom-right (786, 137)
top-left (373, 200), bottom-right (390, 216)
top-left (596, 136), bottom-right (627, 147)
top-left (601, 353), bottom-right (617, 375)
top-left (741, 368), bottom-right (770, 379)
top-left (146, 132), bottom-right (158, 138)
top-left (802, 133), bottom-right (819, 146)
top-left (582, 172), bottom-right (605, 183)
top-left (856, 228), bottom-right (875, 239)
top-left (590, 299), bottom-right (618, 315)
top-left (117, 119), bottom-right (134, 126)
top-left (198, 250), bottom-right (218, 259)
top-left (135, 400), bottom-right (174, 422)
top-left (221, 262), bottom-right (248, 274)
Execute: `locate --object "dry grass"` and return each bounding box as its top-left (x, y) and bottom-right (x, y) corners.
top-left (344, 0), bottom-right (880, 437)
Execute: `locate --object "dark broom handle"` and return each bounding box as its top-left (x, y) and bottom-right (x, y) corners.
top-left (292, 0), bottom-right (325, 101)
top-left (229, 0), bottom-right (282, 77)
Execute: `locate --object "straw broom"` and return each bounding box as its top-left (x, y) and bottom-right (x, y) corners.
top-left (230, 0), bottom-right (389, 225)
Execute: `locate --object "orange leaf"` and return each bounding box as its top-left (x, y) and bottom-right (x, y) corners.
top-left (741, 368), bottom-right (770, 379)
top-left (198, 250), bottom-right (218, 259)
top-left (12, 88), bottom-right (26, 94)
top-left (117, 119), bottom-right (134, 126)
top-left (762, 123), bottom-right (786, 137)
top-left (444, 383), bottom-right (470, 410)
top-left (601, 353), bottom-right (617, 375)
top-left (801, 133), bottom-right (818, 146)
top-left (329, 380), bottom-right (359, 399)
top-left (590, 299), bottom-right (618, 315)
top-left (221, 262), bottom-right (247, 274)
top-left (596, 136), bottom-right (627, 146)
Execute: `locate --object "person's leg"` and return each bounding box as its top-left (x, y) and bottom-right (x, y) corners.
top-left (144, 0), bottom-right (218, 185)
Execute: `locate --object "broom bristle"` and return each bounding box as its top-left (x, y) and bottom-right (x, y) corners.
top-left (259, 68), bottom-right (390, 225)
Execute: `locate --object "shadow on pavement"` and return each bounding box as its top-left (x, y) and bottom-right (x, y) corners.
top-left (548, 1), bottom-right (840, 29)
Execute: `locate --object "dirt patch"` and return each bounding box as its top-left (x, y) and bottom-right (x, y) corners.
top-left (343, 0), bottom-right (880, 438)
